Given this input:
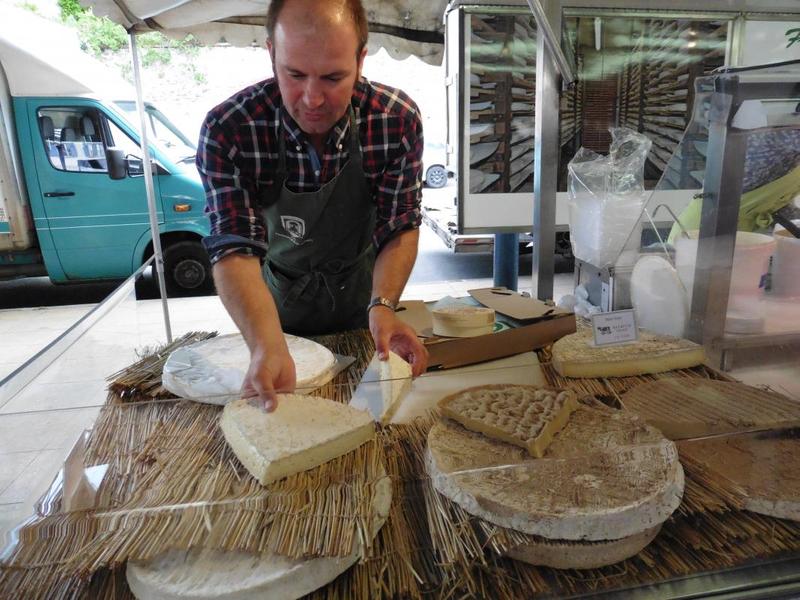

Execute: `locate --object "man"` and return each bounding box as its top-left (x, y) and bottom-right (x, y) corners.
top-left (197, 0), bottom-right (428, 410)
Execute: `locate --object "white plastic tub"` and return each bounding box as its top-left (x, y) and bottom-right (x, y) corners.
top-left (772, 220), bottom-right (800, 299)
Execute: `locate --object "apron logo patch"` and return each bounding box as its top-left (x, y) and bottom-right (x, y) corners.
top-left (277, 215), bottom-right (313, 245)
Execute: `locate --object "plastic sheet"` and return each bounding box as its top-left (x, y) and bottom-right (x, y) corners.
top-left (567, 128), bottom-right (652, 267)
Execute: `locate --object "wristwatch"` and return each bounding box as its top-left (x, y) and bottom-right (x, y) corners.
top-left (367, 296), bottom-right (397, 313)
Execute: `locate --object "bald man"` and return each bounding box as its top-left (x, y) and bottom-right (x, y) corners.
top-left (197, 0), bottom-right (428, 410)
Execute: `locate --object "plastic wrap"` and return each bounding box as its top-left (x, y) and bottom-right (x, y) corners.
top-left (567, 128), bottom-right (652, 267)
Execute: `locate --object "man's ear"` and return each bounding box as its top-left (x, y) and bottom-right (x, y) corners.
top-left (266, 40), bottom-right (275, 67)
top-left (356, 45), bottom-right (368, 78)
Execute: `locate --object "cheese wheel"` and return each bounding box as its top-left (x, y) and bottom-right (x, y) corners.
top-left (432, 305), bottom-right (495, 338)
top-left (427, 399), bottom-right (684, 541)
top-left (162, 333), bottom-right (336, 404)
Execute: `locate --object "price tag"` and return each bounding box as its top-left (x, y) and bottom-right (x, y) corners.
top-left (591, 310), bottom-right (638, 346)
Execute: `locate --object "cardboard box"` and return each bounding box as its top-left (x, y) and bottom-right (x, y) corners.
top-left (396, 287), bottom-right (576, 370)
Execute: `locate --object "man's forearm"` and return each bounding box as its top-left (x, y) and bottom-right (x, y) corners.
top-left (213, 254), bottom-right (285, 353)
top-left (371, 228), bottom-right (419, 303)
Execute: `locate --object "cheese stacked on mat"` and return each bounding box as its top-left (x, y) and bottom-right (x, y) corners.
top-left (220, 395), bottom-right (374, 485)
top-left (551, 327), bottom-right (705, 378)
top-left (438, 385), bottom-right (579, 458)
top-left (427, 385), bottom-right (685, 569)
top-left (127, 472), bottom-right (393, 600)
top-left (162, 333), bottom-right (336, 404)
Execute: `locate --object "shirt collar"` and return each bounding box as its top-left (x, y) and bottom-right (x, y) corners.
top-left (279, 104), bottom-right (351, 152)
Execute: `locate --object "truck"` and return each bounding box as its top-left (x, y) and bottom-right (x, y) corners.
top-left (0, 9), bottom-right (212, 294)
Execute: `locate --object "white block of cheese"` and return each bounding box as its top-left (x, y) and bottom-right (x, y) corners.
top-left (432, 305), bottom-right (495, 338)
top-left (220, 395), bottom-right (375, 485)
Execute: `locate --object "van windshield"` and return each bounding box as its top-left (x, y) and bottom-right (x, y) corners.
top-left (114, 101), bottom-right (196, 165)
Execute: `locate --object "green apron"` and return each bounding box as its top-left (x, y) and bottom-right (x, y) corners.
top-left (261, 106), bottom-right (376, 335)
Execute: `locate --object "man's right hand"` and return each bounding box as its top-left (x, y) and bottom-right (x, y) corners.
top-left (241, 343), bottom-right (297, 412)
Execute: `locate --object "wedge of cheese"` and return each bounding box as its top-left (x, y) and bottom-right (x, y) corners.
top-left (438, 385), bottom-right (579, 458)
top-left (220, 395), bottom-right (374, 485)
top-left (432, 305), bottom-right (495, 337)
top-left (551, 327), bottom-right (705, 378)
top-left (377, 351), bottom-right (412, 424)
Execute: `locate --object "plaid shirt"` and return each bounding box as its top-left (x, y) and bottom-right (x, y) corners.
top-left (197, 77), bottom-right (423, 264)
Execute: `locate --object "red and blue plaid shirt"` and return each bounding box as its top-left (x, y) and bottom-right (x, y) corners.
top-left (197, 77), bottom-right (423, 264)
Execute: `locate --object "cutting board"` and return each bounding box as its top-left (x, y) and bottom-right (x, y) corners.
top-left (349, 352), bottom-right (547, 425)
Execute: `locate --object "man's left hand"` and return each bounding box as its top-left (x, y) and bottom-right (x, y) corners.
top-left (369, 306), bottom-right (428, 377)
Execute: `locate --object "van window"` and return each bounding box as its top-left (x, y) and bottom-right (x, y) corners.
top-left (105, 116), bottom-right (144, 163)
top-left (37, 108), bottom-right (107, 173)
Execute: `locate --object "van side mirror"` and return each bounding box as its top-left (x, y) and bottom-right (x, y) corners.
top-left (105, 147), bottom-right (127, 180)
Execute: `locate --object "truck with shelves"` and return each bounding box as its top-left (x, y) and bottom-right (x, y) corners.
top-left (0, 10), bottom-right (212, 294)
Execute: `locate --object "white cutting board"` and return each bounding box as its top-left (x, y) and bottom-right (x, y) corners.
top-left (350, 352), bottom-right (547, 425)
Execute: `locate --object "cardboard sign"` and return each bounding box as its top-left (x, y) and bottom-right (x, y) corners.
top-left (591, 310), bottom-right (638, 346)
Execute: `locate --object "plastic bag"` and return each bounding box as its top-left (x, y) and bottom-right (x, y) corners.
top-left (567, 128), bottom-right (652, 267)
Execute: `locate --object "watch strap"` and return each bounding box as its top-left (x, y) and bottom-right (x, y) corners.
top-left (367, 296), bottom-right (397, 312)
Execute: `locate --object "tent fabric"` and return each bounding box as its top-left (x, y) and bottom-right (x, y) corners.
top-left (80, 0), bottom-right (449, 64)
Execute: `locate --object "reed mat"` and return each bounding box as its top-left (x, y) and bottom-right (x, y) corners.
top-left (0, 330), bottom-right (396, 599)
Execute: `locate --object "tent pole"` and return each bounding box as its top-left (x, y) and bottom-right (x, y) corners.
top-left (128, 31), bottom-right (173, 343)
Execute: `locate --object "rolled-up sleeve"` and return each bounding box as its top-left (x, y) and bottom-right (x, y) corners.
top-left (372, 108), bottom-right (423, 249)
top-left (196, 112), bottom-right (268, 264)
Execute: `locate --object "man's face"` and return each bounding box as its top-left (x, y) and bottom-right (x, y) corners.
top-left (269, 14), bottom-right (366, 142)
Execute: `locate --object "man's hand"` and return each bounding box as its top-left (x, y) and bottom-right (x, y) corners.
top-left (369, 306), bottom-right (428, 377)
top-left (241, 342), bottom-right (297, 412)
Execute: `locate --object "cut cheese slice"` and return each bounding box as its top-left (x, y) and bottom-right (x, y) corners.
top-left (378, 351), bottom-right (412, 424)
top-left (127, 473), bottom-right (393, 600)
top-left (162, 333), bottom-right (337, 404)
top-left (621, 379), bottom-right (800, 440)
top-left (427, 401), bottom-right (684, 541)
top-left (551, 327), bottom-right (705, 378)
top-left (220, 395), bottom-right (374, 485)
top-left (438, 385), bottom-right (579, 458)
top-left (432, 305), bottom-right (495, 338)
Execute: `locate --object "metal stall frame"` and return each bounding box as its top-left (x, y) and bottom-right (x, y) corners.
top-left (687, 64), bottom-right (800, 368)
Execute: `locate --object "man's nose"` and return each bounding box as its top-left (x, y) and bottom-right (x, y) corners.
top-left (303, 81), bottom-right (324, 109)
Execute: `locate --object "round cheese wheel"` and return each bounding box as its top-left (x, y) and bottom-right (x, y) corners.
top-left (432, 306), bottom-right (495, 338)
top-left (162, 333), bottom-right (336, 404)
top-left (426, 398), bottom-right (684, 542)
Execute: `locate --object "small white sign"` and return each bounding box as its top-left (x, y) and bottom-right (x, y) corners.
top-left (591, 310), bottom-right (638, 346)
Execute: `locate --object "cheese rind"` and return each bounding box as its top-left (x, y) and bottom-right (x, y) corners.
top-left (432, 305), bottom-right (495, 338)
top-left (220, 395), bottom-right (375, 485)
top-left (438, 384), bottom-right (579, 458)
top-left (505, 524), bottom-right (662, 569)
top-left (162, 333), bottom-right (337, 404)
top-left (427, 402), bottom-right (685, 541)
top-left (551, 327), bottom-right (705, 378)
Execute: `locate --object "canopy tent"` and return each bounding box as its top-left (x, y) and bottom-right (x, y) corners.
top-left (81, 0), bottom-right (450, 64)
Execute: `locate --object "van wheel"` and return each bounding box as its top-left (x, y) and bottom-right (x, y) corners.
top-left (425, 165), bottom-right (448, 188)
top-left (162, 241), bottom-right (213, 295)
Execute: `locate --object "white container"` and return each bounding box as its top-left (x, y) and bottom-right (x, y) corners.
top-left (772, 220), bottom-right (800, 299)
top-left (675, 231), bottom-right (775, 333)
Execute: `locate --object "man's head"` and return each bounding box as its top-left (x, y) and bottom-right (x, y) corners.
top-left (266, 0), bottom-right (369, 144)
